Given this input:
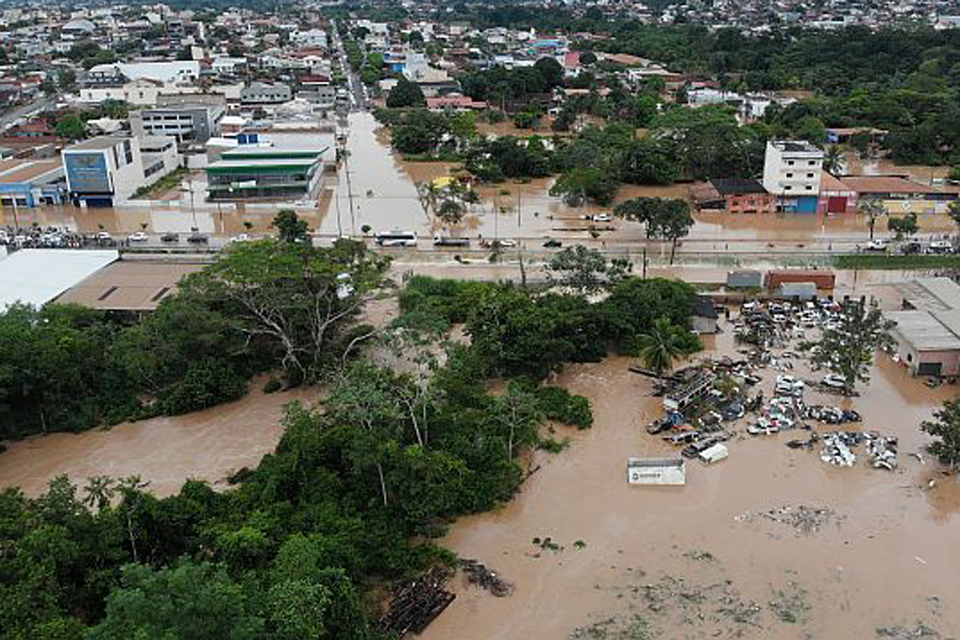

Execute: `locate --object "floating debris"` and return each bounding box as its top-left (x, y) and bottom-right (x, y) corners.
top-left (736, 505), bottom-right (843, 536)
top-left (459, 559), bottom-right (513, 597)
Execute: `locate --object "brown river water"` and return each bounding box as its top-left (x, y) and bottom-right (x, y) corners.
top-left (0, 378), bottom-right (316, 498)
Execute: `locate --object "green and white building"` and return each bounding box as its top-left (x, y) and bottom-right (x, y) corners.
top-left (205, 132), bottom-right (329, 201)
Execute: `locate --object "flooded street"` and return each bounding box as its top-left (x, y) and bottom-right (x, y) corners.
top-left (424, 325), bottom-right (960, 639)
top-left (0, 378), bottom-right (316, 498)
top-left (2, 113), bottom-right (955, 256)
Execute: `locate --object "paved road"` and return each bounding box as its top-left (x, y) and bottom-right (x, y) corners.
top-left (0, 95), bottom-right (58, 131)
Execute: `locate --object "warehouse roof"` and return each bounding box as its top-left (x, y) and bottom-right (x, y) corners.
top-left (886, 310), bottom-right (960, 351)
top-left (0, 249), bottom-right (118, 310)
top-left (891, 277), bottom-right (960, 312)
top-left (56, 261), bottom-right (203, 311)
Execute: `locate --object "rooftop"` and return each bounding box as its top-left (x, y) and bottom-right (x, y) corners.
top-left (0, 249), bottom-right (118, 310)
top-left (64, 136), bottom-right (128, 152)
top-left (891, 277), bottom-right (960, 312)
top-left (770, 139), bottom-right (822, 155)
top-left (886, 309), bottom-right (960, 351)
top-left (0, 159), bottom-right (62, 184)
top-left (838, 175), bottom-right (941, 195)
top-left (56, 261), bottom-right (204, 311)
top-left (711, 178), bottom-right (768, 196)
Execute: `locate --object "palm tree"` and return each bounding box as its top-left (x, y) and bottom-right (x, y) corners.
top-left (83, 475), bottom-right (116, 511)
top-left (858, 199), bottom-right (886, 240)
top-left (637, 318), bottom-right (688, 379)
top-left (823, 145), bottom-right (845, 175)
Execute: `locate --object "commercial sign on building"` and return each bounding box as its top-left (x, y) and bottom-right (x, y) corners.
top-left (65, 153), bottom-right (110, 194)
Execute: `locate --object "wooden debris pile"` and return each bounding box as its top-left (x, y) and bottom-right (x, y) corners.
top-left (378, 566), bottom-right (455, 636)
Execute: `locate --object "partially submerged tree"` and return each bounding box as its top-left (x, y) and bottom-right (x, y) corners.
top-left (921, 399), bottom-right (960, 469)
top-left (887, 212), bottom-right (919, 241)
top-left (809, 300), bottom-right (892, 393)
top-left (272, 209), bottom-right (310, 244)
top-left (545, 245), bottom-right (630, 295)
top-left (858, 199), bottom-right (886, 240)
top-left (613, 197), bottom-right (694, 264)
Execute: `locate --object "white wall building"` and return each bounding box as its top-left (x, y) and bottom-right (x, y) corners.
top-left (762, 140), bottom-right (824, 212)
top-left (62, 135), bottom-right (178, 206)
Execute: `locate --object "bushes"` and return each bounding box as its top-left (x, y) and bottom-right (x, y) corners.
top-left (398, 276), bottom-right (492, 324)
top-left (536, 386), bottom-right (593, 428)
top-left (158, 359), bottom-right (248, 415)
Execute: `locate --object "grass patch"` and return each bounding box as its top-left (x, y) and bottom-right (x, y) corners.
top-left (835, 253), bottom-right (960, 270)
top-left (130, 167), bottom-right (188, 200)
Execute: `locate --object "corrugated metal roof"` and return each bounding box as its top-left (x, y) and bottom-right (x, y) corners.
top-left (891, 277), bottom-right (960, 312)
top-left (0, 249), bottom-right (118, 310)
top-left (886, 309), bottom-right (960, 351)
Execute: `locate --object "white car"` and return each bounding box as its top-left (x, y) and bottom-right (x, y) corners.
top-left (775, 374), bottom-right (805, 396)
top-left (96, 231), bottom-right (113, 241)
top-left (127, 231), bottom-right (148, 242)
top-left (822, 374), bottom-right (846, 389)
top-left (865, 239), bottom-right (888, 252)
top-left (229, 233), bottom-right (251, 243)
top-left (591, 213), bottom-right (612, 223)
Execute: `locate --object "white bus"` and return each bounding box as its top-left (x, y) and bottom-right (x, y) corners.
top-left (374, 230), bottom-right (417, 247)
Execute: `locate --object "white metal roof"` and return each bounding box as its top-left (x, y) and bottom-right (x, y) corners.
top-left (0, 249), bottom-right (119, 310)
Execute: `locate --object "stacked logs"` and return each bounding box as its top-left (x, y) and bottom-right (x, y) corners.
top-left (378, 566), bottom-right (455, 635)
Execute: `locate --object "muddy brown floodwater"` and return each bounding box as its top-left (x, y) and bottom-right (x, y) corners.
top-left (423, 325), bottom-right (960, 639)
top-left (0, 378), bottom-right (316, 498)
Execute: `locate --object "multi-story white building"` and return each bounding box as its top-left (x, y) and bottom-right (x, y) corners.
top-left (762, 140), bottom-right (824, 213)
top-left (62, 135), bottom-right (179, 206)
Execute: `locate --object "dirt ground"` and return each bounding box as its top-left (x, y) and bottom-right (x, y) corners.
top-left (423, 321), bottom-right (960, 640)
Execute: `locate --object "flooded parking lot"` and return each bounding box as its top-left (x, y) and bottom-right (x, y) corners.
top-left (423, 320), bottom-right (960, 639)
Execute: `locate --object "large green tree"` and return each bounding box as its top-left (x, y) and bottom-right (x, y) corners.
top-left (386, 77), bottom-right (426, 109)
top-left (87, 561), bottom-right (263, 640)
top-left (809, 301), bottom-right (892, 392)
top-left (921, 399), bottom-right (960, 469)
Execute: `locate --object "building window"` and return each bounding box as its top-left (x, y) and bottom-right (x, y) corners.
top-left (786, 173), bottom-right (793, 178)
top-left (805, 185), bottom-right (813, 190)
top-left (787, 160), bottom-right (795, 166)
top-left (808, 161), bottom-right (816, 166)
top-left (785, 185), bottom-right (792, 191)
top-left (807, 173), bottom-right (814, 178)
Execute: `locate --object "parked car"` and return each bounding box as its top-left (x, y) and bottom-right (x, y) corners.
top-left (928, 240), bottom-right (953, 254)
top-left (590, 213), bottom-right (612, 223)
top-left (901, 241), bottom-right (922, 254)
top-left (187, 233), bottom-right (209, 244)
top-left (775, 374), bottom-right (804, 397)
top-left (96, 231), bottom-right (113, 242)
top-left (864, 239), bottom-right (888, 252)
top-left (821, 373), bottom-right (846, 389)
top-left (229, 233), bottom-right (251, 243)
top-left (160, 232), bottom-right (179, 243)
top-left (127, 231), bottom-right (148, 242)
top-left (543, 239), bottom-right (562, 248)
